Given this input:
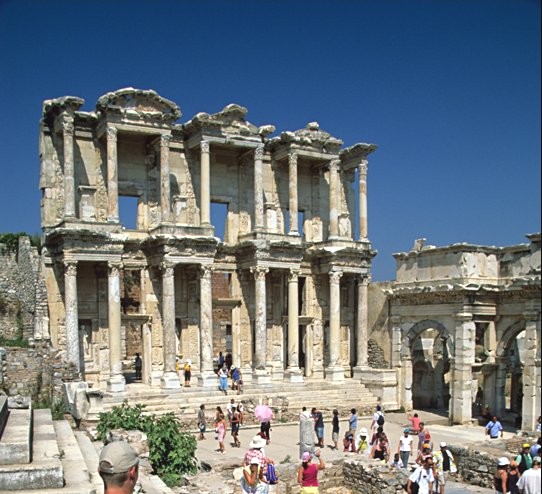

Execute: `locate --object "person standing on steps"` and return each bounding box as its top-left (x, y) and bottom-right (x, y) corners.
top-left (134, 353), bottom-right (142, 381)
top-left (183, 359), bottom-right (191, 387)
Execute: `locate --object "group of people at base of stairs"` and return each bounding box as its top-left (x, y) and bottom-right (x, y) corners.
top-left (216, 351), bottom-right (243, 395)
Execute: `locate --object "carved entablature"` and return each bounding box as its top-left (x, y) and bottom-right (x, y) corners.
top-left (339, 142), bottom-right (378, 170)
top-left (42, 96), bottom-right (85, 128)
top-left (269, 122), bottom-right (343, 157)
top-left (95, 87), bottom-right (181, 123)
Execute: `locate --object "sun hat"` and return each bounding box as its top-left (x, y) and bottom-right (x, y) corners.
top-left (404, 428), bottom-right (410, 433)
top-left (250, 457), bottom-right (260, 465)
top-left (99, 441), bottom-right (139, 474)
top-left (359, 427), bottom-right (368, 435)
top-left (498, 457), bottom-right (510, 466)
top-left (301, 452), bottom-right (311, 462)
top-left (249, 435), bottom-right (267, 449)
top-left (533, 456), bottom-right (541, 464)
top-left (440, 442), bottom-right (447, 448)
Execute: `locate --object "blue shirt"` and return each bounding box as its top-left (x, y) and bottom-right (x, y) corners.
top-left (349, 414), bottom-right (358, 431)
top-left (486, 420), bottom-right (502, 438)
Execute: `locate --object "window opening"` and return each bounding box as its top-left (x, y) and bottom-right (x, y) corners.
top-left (211, 201), bottom-right (228, 240)
top-left (119, 195), bottom-right (139, 230)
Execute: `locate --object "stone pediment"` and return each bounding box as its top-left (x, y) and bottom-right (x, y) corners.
top-left (96, 87), bottom-right (181, 122)
top-left (270, 122), bottom-right (343, 154)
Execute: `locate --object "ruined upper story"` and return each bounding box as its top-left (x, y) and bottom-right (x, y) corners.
top-left (393, 233), bottom-right (541, 287)
top-left (39, 88), bottom-right (376, 251)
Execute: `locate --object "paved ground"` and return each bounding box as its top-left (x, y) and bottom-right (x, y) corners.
top-left (181, 409), bottom-right (500, 493)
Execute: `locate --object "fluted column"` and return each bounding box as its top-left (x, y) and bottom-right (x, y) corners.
top-left (251, 266), bottom-right (271, 383)
top-left (199, 265), bottom-right (216, 386)
top-left (160, 134), bottom-right (171, 222)
top-left (107, 262), bottom-right (125, 391)
top-left (521, 312), bottom-right (541, 431)
top-left (326, 269), bottom-right (344, 380)
top-left (328, 160), bottom-right (340, 239)
top-left (288, 153), bottom-right (298, 235)
top-left (106, 126), bottom-right (119, 222)
top-left (358, 160), bottom-right (368, 239)
top-left (62, 118), bottom-right (76, 219)
top-left (160, 262), bottom-right (180, 388)
top-left (64, 261), bottom-right (80, 374)
top-left (200, 140), bottom-right (211, 226)
top-left (286, 269), bottom-right (303, 382)
top-left (254, 145), bottom-right (264, 231)
top-left (353, 275), bottom-right (369, 378)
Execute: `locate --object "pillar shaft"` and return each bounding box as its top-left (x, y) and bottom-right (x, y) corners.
top-left (252, 267), bottom-right (268, 369)
top-left (160, 134), bottom-right (171, 222)
top-left (288, 153), bottom-right (298, 234)
top-left (200, 140), bottom-right (211, 225)
top-left (287, 270), bottom-right (300, 369)
top-left (328, 270), bottom-right (342, 366)
top-left (107, 262), bottom-right (125, 391)
top-left (254, 145), bottom-right (264, 231)
top-left (355, 275), bottom-right (369, 367)
top-left (199, 266), bottom-right (213, 372)
top-left (64, 261), bottom-right (80, 373)
top-left (106, 126), bottom-right (119, 222)
top-left (62, 118), bottom-right (75, 218)
top-left (328, 160), bottom-right (339, 238)
top-left (521, 314), bottom-right (541, 431)
top-left (161, 264), bottom-right (176, 373)
top-left (358, 161), bottom-right (368, 239)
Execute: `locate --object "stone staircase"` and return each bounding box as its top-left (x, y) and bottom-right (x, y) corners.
top-left (100, 378), bottom-right (381, 424)
top-left (0, 396), bottom-right (173, 493)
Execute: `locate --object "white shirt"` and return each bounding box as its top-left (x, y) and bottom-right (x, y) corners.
top-left (409, 466), bottom-right (434, 494)
top-left (517, 468), bottom-right (541, 494)
top-left (399, 435), bottom-right (413, 452)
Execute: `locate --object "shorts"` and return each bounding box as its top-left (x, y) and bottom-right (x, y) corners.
top-left (198, 424), bottom-right (206, 432)
top-left (300, 487), bottom-right (319, 494)
top-left (315, 427), bottom-right (324, 439)
top-left (332, 432), bottom-right (339, 443)
top-left (436, 471), bottom-right (449, 486)
top-left (232, 423), bottom-right (240, 434)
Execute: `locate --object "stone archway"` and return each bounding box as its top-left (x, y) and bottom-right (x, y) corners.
top-left (405, 319), bottom-right (452, 411)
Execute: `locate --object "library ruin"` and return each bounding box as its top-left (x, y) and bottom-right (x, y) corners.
top-left (14, 87), bottom-right (538, 429)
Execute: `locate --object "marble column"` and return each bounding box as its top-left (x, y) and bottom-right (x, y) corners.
top-left (107, 262), bottom-right (125, 391)
top-left (358, 160), bottom-right (368, 240)
top-left (199, 265), bottom-right (216, 386)
top-left (64, 261), bottom-right (80, 374)
top-left (286, 269), bottom-right (303, 382)
top-left (251, 266), bottom-right (270, 383)
top-left (106, 125), bottom-right (119, 222)
top-left (521, 312), bottom-right (541, 431)
top-left (328, 160), bottom-right (340, 239)
top-left (353, 275), bottom-right (369, 378)
top-left (160, 134), bottom-right (171, 223)
top-left (485, 320), bottom-right (497, 363)
top-left (326, 270), bottom-right (344, 380)
top-left (200, 140), bottom-right (211, 226)
top-left (450, 312), bottom-right (475, 424)
top-left (254, 145), bottom-right (264, 232)
top-left (161, 262), bottom-right (180, 389)
top-left (288, 153), bottom-right (298, 235)
top-left (495, 358), bottom-right (507, 418)
top-left (62, 118), bottom-right (76, 219)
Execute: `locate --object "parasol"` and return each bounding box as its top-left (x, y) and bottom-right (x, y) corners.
top-left (254, 404), bottom-right (273, 423)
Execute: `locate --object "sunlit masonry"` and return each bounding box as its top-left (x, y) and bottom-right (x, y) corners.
top-left (0, 87), bottom-right (539, 491)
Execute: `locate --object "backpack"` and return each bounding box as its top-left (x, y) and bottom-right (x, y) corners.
top-left (377, 412), bottom-right (385, 426)
top-left (266, 463), bottom-right (278, 484)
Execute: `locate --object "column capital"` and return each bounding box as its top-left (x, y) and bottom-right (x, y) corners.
top-left (200, 140), bottom-right (210, 153)
top-left (288, 269), bottom-right (300, 282)
top-left (106, 125), bottom-right (118, 141)
top-left (64, 260), bottom-right (78, 275)
top-left (108, 261), bottom-right (123, 277)
top-left (358, 159), bottom-right (368, 175)
top-left (62, 117), bottom-right (74, 134)
top-left (160, 261), bottom-right (175, 277)
top-left (160, 134), bottom-right (172, 147)
top-left (255, 144), bottom-right (264, 161)
top-left (329, 270), bottom-right (343, 284)
top-left (288, 152), bottom-right (298, 166)
top-left (251, 266), bottom-right (269, 281)
top-left (357, 273), bottom-right (370, 285)
top-left (200, 264), bottom-right (213, 278)
top-left (391, 315), bottom-right (402, 325)
top-left (328, 159), bottom-right (340, 171)
top-left (456, 312), bottom-right (474, 322)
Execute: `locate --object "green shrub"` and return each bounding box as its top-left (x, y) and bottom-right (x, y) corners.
top-left (96, 402), bottom-right (197, 487)
top-left (34, 397), bottom-right (65, 420)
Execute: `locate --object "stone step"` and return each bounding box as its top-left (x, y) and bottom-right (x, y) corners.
top-left (74, 431), bottom-right (103, 494)
top-left (0, 408), bottom-right (31, 465)
top-left (53, 421), bottom-right (95, 494)
top-left (0, 409), bottom-right (64, 492)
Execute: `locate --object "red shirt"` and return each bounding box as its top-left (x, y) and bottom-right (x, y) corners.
top-left (301, 463), bottom-right (319, 487)
top-left (408, 416), bottom-right (421, 432)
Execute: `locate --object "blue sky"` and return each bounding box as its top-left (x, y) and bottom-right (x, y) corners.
top-left (0, 0), bottom-right (540, 281)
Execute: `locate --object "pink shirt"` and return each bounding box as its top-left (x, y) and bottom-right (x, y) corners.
top-left (408, 416), bottom-right (421, 431)
top-left (301, 463), bottom-right (319, 487)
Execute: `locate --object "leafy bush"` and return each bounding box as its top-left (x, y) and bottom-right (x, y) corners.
top-left (96, 402), bottom-right (197, 487)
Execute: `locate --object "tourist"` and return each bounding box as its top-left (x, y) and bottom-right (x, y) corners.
top-left (134, 353), bottom-right (142, 381)
top-left (197, 404), bottom-right (207, 440)
top-left (371, 431), bottom-right (390, 462)
top-left (231, 406), bottom-right (241, 448)
top-left (407, 456), bottom-right (435, 494)
top-left (486, 416), bottom-right (504, 439)
top-left (515, 443), bottom-right (533, 474)
top-left (369, 426), bottom-right (384, 450)
top-left (348, 408), bottom-right (358, 436)
top-left (238, 401), bottom-right (246, 425)
top-left (243, 435), bottom-right (273, 475)
top-left (529, 437), bottom-right (541, 459)
top-left (507, 460), bottom-right (521, 494)
top-left (98, 440), bottom-right (139, 494)
top-left (517, 455), bottom-right (541, 494)
top-left (390, 452), bottom-right (404, 469)
top-left (355, 427), bottom-right (369, 455)
top-left (331, 409), bottom-right (339, 450)
top-left (297, 449), bottom-right (325, 494)
top-left (215, 412), bottom-right (227, 454)
top-left (494, 457), bottom-right (510, 494)
top-left (225, 352), bottom-right (233, 369)
top-left (397, 428), bottom-right (413, 468)
top-left (536, 416), bottom-right (541, 433)
top-left (300, 406), bottom-right (312, 420)
top-left (218, 365), bottom-right (229, 395)
top-left (417, 422), bottom-right (431, 452)
top-left (311, 407), bottom-right (324, 448)
top-left (231, 365), bottom-right (242, 394)
top-left (227, 398), bottom-right (236, 424)
top-left (407, 412), bottom-right (421, 434)
top-left (343, 431), bottom-right (355, 453)
top-left (260, 420), bottom-right (271, 444)
top-left (183, 359), bottom-right (191, 387)
top-left (370, 404), bottom-right (385, 431)
top-left (217, 351), bottom-right (225, 372)
top-left (240, 457), bottom-right (268, 494)
top-left (432, 442), bottom-right (457, 494)
top-left (416, 443), bottom-right (433, 466)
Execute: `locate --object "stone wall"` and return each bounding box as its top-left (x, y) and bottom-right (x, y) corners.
top-left (343, 459), bottom-right (409, 494)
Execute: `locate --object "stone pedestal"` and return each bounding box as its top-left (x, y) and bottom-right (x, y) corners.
top-left (252, 369), bottom-right (271, 385)
top-left (161, 371), bottom-right (181, 389)
top-left (150, 370), bottom-right (163, 387)
top-left (107, 374), bottom-right (126, 393)
top-left (324, 365), bottom-right (345, 381)
top-left (285, 368), bottom-right (304, 383)
top-left (198, 371), bottom-right (218, 387)
top-left (352, 365), bottom-right (370, 380)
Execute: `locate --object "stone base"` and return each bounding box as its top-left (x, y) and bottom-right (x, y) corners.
top-left (325, 366), bottom-right (345, 381)
top-left (149, 370), bottom-right (163, 387)
top-left (107, 374), bottom-right (126, 392)
top-left (252, 369), bottom-right (271, 385)
top-left (352, 365), bottom-right (371, 380)
top-left (198, 371), bottom-right (219, 387)
top-left (285, 368), bottom-right (304, 383)
top-left (161, 371), bottom-right (181, 389)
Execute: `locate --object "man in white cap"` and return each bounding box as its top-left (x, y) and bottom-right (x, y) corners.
top-left (98, 440), bottom-right (139, 494)
top-left (432, 442), bottom-right (457, 494)
top-left (517, 455), bottom-right (541, 494)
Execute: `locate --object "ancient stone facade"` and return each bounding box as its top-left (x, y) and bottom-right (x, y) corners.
top-left (38, 88), bottom-right (376, 392)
